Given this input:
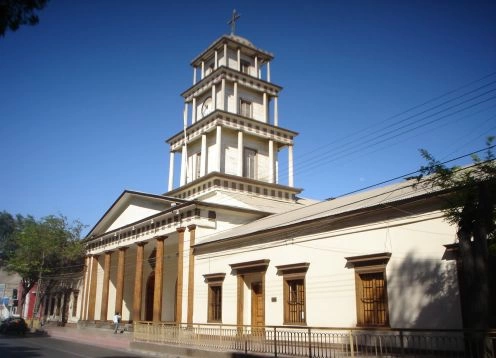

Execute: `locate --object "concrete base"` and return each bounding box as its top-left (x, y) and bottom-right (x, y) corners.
top-left (130, 341), bottom-right (271, 358)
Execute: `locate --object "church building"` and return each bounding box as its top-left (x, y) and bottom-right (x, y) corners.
top-left (77, 26), bottom-right (463, 333)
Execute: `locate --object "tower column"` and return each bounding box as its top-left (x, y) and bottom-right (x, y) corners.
top-left (211, 85), bottom-right (216, 110)
top-left (237, 131), bottom-right (244, 176)
top-left (115, 247), bottom-right (127, 317)
top-left (269, 140), bottom-right (275, 184)
top-left (192, 98), bottom-right (197, 123)
top-left (193, 67), bottom-right (196, 84)
top-left (180, 144), bottom-right (187, 186)
top-left (100, 251), bottom-right (112, 321)
top-left (132, 242), bottom-right (147, 322)
top-left (274, 96), bottom-right (279, 126)
top-left (87, 255), bottom-right (99, 321)
top-left (263, 93), bottom-right (268, 123)
top-left (183, 103), bottom-right (188, 127)
top-left (237, 48), bottom-right (241, 71)
top-left (221, 79), bottom-right (226, 110)
top-left (216, 126), bottom-right (222, 172)
top-left (200, 134), bottom-right (207, 177)
top-left (267, 61), bottom-right (271, 82)
top-left (288, 144), bottom-right (294, 187)
top-left (153, 235), bottom-right (167, 322)
top-left (254, 56), bottom-right (259, 79)
top-left (201, 61), bottom-right (205, 79)
top-left (234, 82), bottom-right (238, 114)
top-left (186, 225), bottom-right (196, 326)
top-left (168, 151), bottom-right (174, 191)
top-left (214, 50), bottom-right (218, 69)
top-left (176, 227), bottom-right (186, 323)
top-left (223, 43), bottom-right (227, 66)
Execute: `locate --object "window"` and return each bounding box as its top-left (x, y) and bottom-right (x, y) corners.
top-left (243, 148), bottom-right (257, 179)
top-left (239, 99), bottom-right (252, 118)
top-left (345, 253), bottom-right (391, 327)
top-left (276, 263), bottom-right (309, 325)
top-left (194, 153), bottom-right (201, 180)
top-left (203, 273), bottom-right (225, 323)
top-left (241, 60), bottom-right (251, 75)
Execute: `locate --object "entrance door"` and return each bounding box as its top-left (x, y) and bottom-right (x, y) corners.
top-left (251, 282), bottom-right (264, 329)
top-left (145, 272), bottom-right (155, 321)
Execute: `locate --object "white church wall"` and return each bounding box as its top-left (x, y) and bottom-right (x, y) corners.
top-left (238, 87), bottom-right (264, 122)
top-left (107, 201), bottom-right (166, 233)
top-left (192, 210), bottom-right (463, 329)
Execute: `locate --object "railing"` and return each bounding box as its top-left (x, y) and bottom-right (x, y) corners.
top-left (133, 322), bottom-right (496, 357)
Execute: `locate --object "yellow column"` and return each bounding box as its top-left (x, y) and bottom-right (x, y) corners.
top-left (81, 256), bottom-right (90, 320)
top-left (133, 242), bottom-right (147, 322)
top-left (153, 235), bottom-right (167, 322)
top-left (100, 251), bottom-right (112, 321)
top-left (87, 255), bottom-right (99, 321)
top-left (186, 225), bottom-right (196, 325)
top-left (115, 247), bottom-right (127, 317)
top-left (176, 227), bottom-right (186, 324)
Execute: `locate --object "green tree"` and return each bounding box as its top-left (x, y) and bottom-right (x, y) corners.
top-left (1, 214), bottom-right (85, 316)
top-left (0, 0), bottom-right (49, 37)
top-left (418, 137), bottom-right (495, 354)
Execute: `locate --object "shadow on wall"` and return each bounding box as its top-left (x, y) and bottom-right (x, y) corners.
top-left (387, 251), bottom-right (462, 329)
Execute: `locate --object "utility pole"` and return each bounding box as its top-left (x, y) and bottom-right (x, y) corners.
top-left (31, 251), bottom-right (44, 328)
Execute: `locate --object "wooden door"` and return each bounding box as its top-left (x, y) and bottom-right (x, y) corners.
top-left (251, 282), bottom-right (264, 329)
top-left (145, 272), bottom-right (155, 321)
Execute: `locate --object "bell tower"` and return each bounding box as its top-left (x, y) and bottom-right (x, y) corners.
top-left (165, 17), bottom-right (301, 204)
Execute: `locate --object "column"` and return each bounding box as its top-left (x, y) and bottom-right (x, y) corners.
top-left (221, 78), bottom-right (226, 110)
top-left (200, 134), bottom-right (207, 177)
top-left (237, 275), bottom-right (244, 327)
top-left (168, 151), bottom-right (174, 192)
top-left (176, 227), bottom-right (186, 324)
top-left (237, 131), bottom-right (243, 176)
top-left (81, 256), bottom-right (90, 320)
top-left (87, 255), bottom-right (99, 321)
top-left (267, 61), bottom-right (271, 82)
top-left (201, 61), bottom-right (204, 79)
top-left (237, 48), bottom-right (241, 71)
top-left (180, 144), bottom-right (187, 186)
top-left (263, 93), bottom-right (268, 123)
top-left (153, 235), bottom-right (167, 322)
top-left (254, 56), bottom-right (259, 79)
top-left (183, 103), bottom-right (188, 128)
top-left (269, 140), bottom-right (275, 184)
top-left (216, 126), bottom-right (222, 172)
top-left (193, 67), bottom-right (196, 84)
top-left (234, 82), bottom-right (238, 114)
top-left (100, 251), bottom-right (112, 321)
top-left (274, 96), bottom-right (279, 126)
top-left (214, 50), bottom-right (218, 69)
top-left (133, 242), bottom-right (147, 322)
top-left (211, 85), bottom-right (216, 110)
top-left (192, 97), bottom-right (197, 123)
top-left (288, 144), bottom-right (294, 187)
top-left (115, 247), bottom-right (127, 317)
top-left (223, 43), bottom-right (227, 67)
top-left (186, 225), bottom-right (196, 326)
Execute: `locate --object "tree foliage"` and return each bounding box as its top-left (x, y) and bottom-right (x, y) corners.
top-left (0, 212), bottom-right (86, 313)
top-left (0, 0), bottom-right (49, 37)
top-left (418, 137), bottom-right (496, 338)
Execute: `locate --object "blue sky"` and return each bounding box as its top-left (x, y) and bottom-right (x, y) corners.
top-left (1, 0), bottom-right (495, 235)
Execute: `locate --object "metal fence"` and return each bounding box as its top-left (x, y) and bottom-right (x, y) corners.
top-left (133, 322), bottom-right (496, 357)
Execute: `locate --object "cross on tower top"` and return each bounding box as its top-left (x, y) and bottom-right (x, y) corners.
top-left (227, 9), bottom-right (240, 35)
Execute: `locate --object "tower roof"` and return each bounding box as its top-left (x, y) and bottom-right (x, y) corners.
top-left (190, 34), bottom-right (274, 67)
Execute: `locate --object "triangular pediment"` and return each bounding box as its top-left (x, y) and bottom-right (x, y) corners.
top-left (86, 190), bottom-right (186, 238)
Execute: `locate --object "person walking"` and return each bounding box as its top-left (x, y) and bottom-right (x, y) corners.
top-left (113, 312), bottom-right (121, 333)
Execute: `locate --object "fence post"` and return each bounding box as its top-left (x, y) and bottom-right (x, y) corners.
top-left (308, 327), bottom-right (312, 358)
top-left (349, 330), bottom-right (355, 358)
top-left (400, 330), bottom-right (405, 355)
top-left (274, 327), bottom-right (278, 357)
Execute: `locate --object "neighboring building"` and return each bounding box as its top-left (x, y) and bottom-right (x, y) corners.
top-left (79, 31), bottom-right (463, 331)
top-left (0, 270), bottom-right (21, 318)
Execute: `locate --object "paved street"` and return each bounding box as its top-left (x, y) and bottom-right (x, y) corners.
top-left (0, 333), bottom-right (142, 358)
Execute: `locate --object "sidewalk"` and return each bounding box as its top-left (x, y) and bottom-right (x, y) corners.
top-left (41, 325), bottom-right (132, 351)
